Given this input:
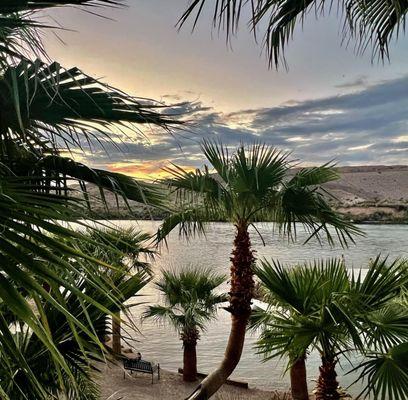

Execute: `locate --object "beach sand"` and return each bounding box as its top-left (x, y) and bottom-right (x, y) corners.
top-left (98, 362), bottom-right (289, 400)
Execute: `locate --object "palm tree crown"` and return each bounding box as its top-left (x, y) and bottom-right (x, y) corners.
top-left (144, 267), bottom-right (226, 335)
top-left (143, 267), bottom-right (226, 382)
top-left (158, 140), bottom-right (361, 246)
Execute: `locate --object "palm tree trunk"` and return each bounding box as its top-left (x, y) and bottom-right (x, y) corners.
top-left (186, 223), bottom-right (254, 399)
top-left (290, 356), bottom-right (309, 400)
top-left (112, 311), bottom-right (121, 354)
top-left (315, 357), bottom-right (339, 400)
top-left (183, 340), bottom-right (198, 382)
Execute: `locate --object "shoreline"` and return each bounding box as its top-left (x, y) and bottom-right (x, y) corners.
top-left (98, 363), bottom-right (290, 400)
top-left (88, 216), bottom-right (408, 225)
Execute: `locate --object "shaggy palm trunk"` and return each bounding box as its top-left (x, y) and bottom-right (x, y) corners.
top-left (112, 311), bottom-right (121, 354)
top-left (315, 357), bottom-right (339, 400)
top-left (186, 223), bottom-right (254, 399)
top-left (182, 329), bottom-right (199, 382)
top-left (290, 356), bottom-right (309, 400)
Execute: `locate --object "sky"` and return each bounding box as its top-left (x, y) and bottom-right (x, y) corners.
top-left (44, 1), bottom-right (408, 178)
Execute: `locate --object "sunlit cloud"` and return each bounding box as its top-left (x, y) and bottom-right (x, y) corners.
top-left (392, 135), bottom-right (408, 143)
top-left (75, 75), bottom-right (408, 179)
top-left (348, 144), bottom-right (373, 151)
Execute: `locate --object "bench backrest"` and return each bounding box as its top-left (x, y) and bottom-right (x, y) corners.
top-left (123, 359), bottom-right (153, 372)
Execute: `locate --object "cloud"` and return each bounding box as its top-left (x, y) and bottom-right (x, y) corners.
top-left (335, 75), bottom-right (368, 89)
top-left (78, 76), bottom-right (408, 178)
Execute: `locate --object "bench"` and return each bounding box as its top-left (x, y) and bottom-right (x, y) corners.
top-left (123, 358), bottom-right (160, 384)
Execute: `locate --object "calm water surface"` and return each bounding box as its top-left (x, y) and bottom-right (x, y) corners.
top-left (111, 221), bottom-right (407, 395)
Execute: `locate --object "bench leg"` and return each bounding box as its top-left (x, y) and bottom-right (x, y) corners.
top-left (158, 364), bottom-right (160, 381)
top-left (151, 372), bottom-right (153, 384)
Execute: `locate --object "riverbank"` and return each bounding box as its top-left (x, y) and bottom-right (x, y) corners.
top-left (88, 206), bottom-right (408, 224)
top-left (73, 164), bottom-right (408, 224)
top-left (97, 363), bottom-right (289, 400)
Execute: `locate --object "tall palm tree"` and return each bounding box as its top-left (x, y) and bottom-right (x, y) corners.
top-left (156, 140), bottom-right (361, 399)
top-left (254, 256), bottom-right (408, 400)
top-left (143, 267), bottom-right (226, 382)
top-left (178, 0), bottom-right (408, 68)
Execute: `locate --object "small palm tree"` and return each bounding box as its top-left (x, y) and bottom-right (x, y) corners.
top-left (254, 256), bottom-right (408, 400)
top-left (143, 267), bottom-right (227, 382)
top-left (157, 140), bottom-right (361, 399)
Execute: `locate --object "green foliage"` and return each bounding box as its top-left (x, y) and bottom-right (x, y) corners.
top-left (254, 256), bottom-right (408, 399)
top-left (0, 1), bottom-right (182, 398)
top-left (143, 267), bottom-right (227, 336)
top-left (0, 238), bottom-right (150, 400)
top-left (158, 140), bottom-right (361, 246)
top-left (0, 60), bottom-right (181, 149)
top-left (353, 343), bottom-right (408, 400)
top-left (178, 0), bottom-right (408, 68)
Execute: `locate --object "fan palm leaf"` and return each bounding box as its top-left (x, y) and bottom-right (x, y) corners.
top-left (0, 60), bottom-right (183, 150)
top-left (178, 0), bottom-right (408, 67)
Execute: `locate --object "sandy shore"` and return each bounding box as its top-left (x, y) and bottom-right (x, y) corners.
top-left (97, 362), bottom-right (289, 400)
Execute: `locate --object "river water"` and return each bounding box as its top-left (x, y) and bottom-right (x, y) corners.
top-left (110, 221), bottom-right (407, 396)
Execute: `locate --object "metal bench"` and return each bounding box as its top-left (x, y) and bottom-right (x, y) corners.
top-left (123, 358), bottom-right (160, 384)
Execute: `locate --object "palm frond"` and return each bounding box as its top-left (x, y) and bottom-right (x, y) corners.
top-left (277, 182), bottom-right (363, 246)
top-left (351, 256), bottom-right (408, 311)
top-left (288, 163), bottom-right (339, 187)
top-left (352, 343), bottom-right (408, 400)
top-left (156, 206), bottom-right (222, 243)
top-left (38, 155), bottom-right (166, 208)
top-left (0, 1), bottom-right (123, 13)
top-left (230, 143), bottom-right (289, 200)
top-left (177, 0), bottom-right (408, 67)
top-left (0, 60), bottom-right (183, 151)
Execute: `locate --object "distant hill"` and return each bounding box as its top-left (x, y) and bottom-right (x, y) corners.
top-left (73, 165), bottom-right (408, 223)
top-left (324, 165), bottom-right (408, 223)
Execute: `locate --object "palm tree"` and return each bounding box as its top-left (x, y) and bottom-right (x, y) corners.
top-left (156, 140), bottom-right (361, 399)
top-left (0, 238), bottom-right (150, 400)
top-left (0, 1), bottom-right (183, 398)
top-left (178, 0), bottom-right (408, 68)
top-left (143, 267), bottom-right (226, 382)
top-left (254, 256), bottom-right (408, 400)
top-left (74, 227), bottom-right (154, 354)
top-left (254, 259), bottom-right (351, 400)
